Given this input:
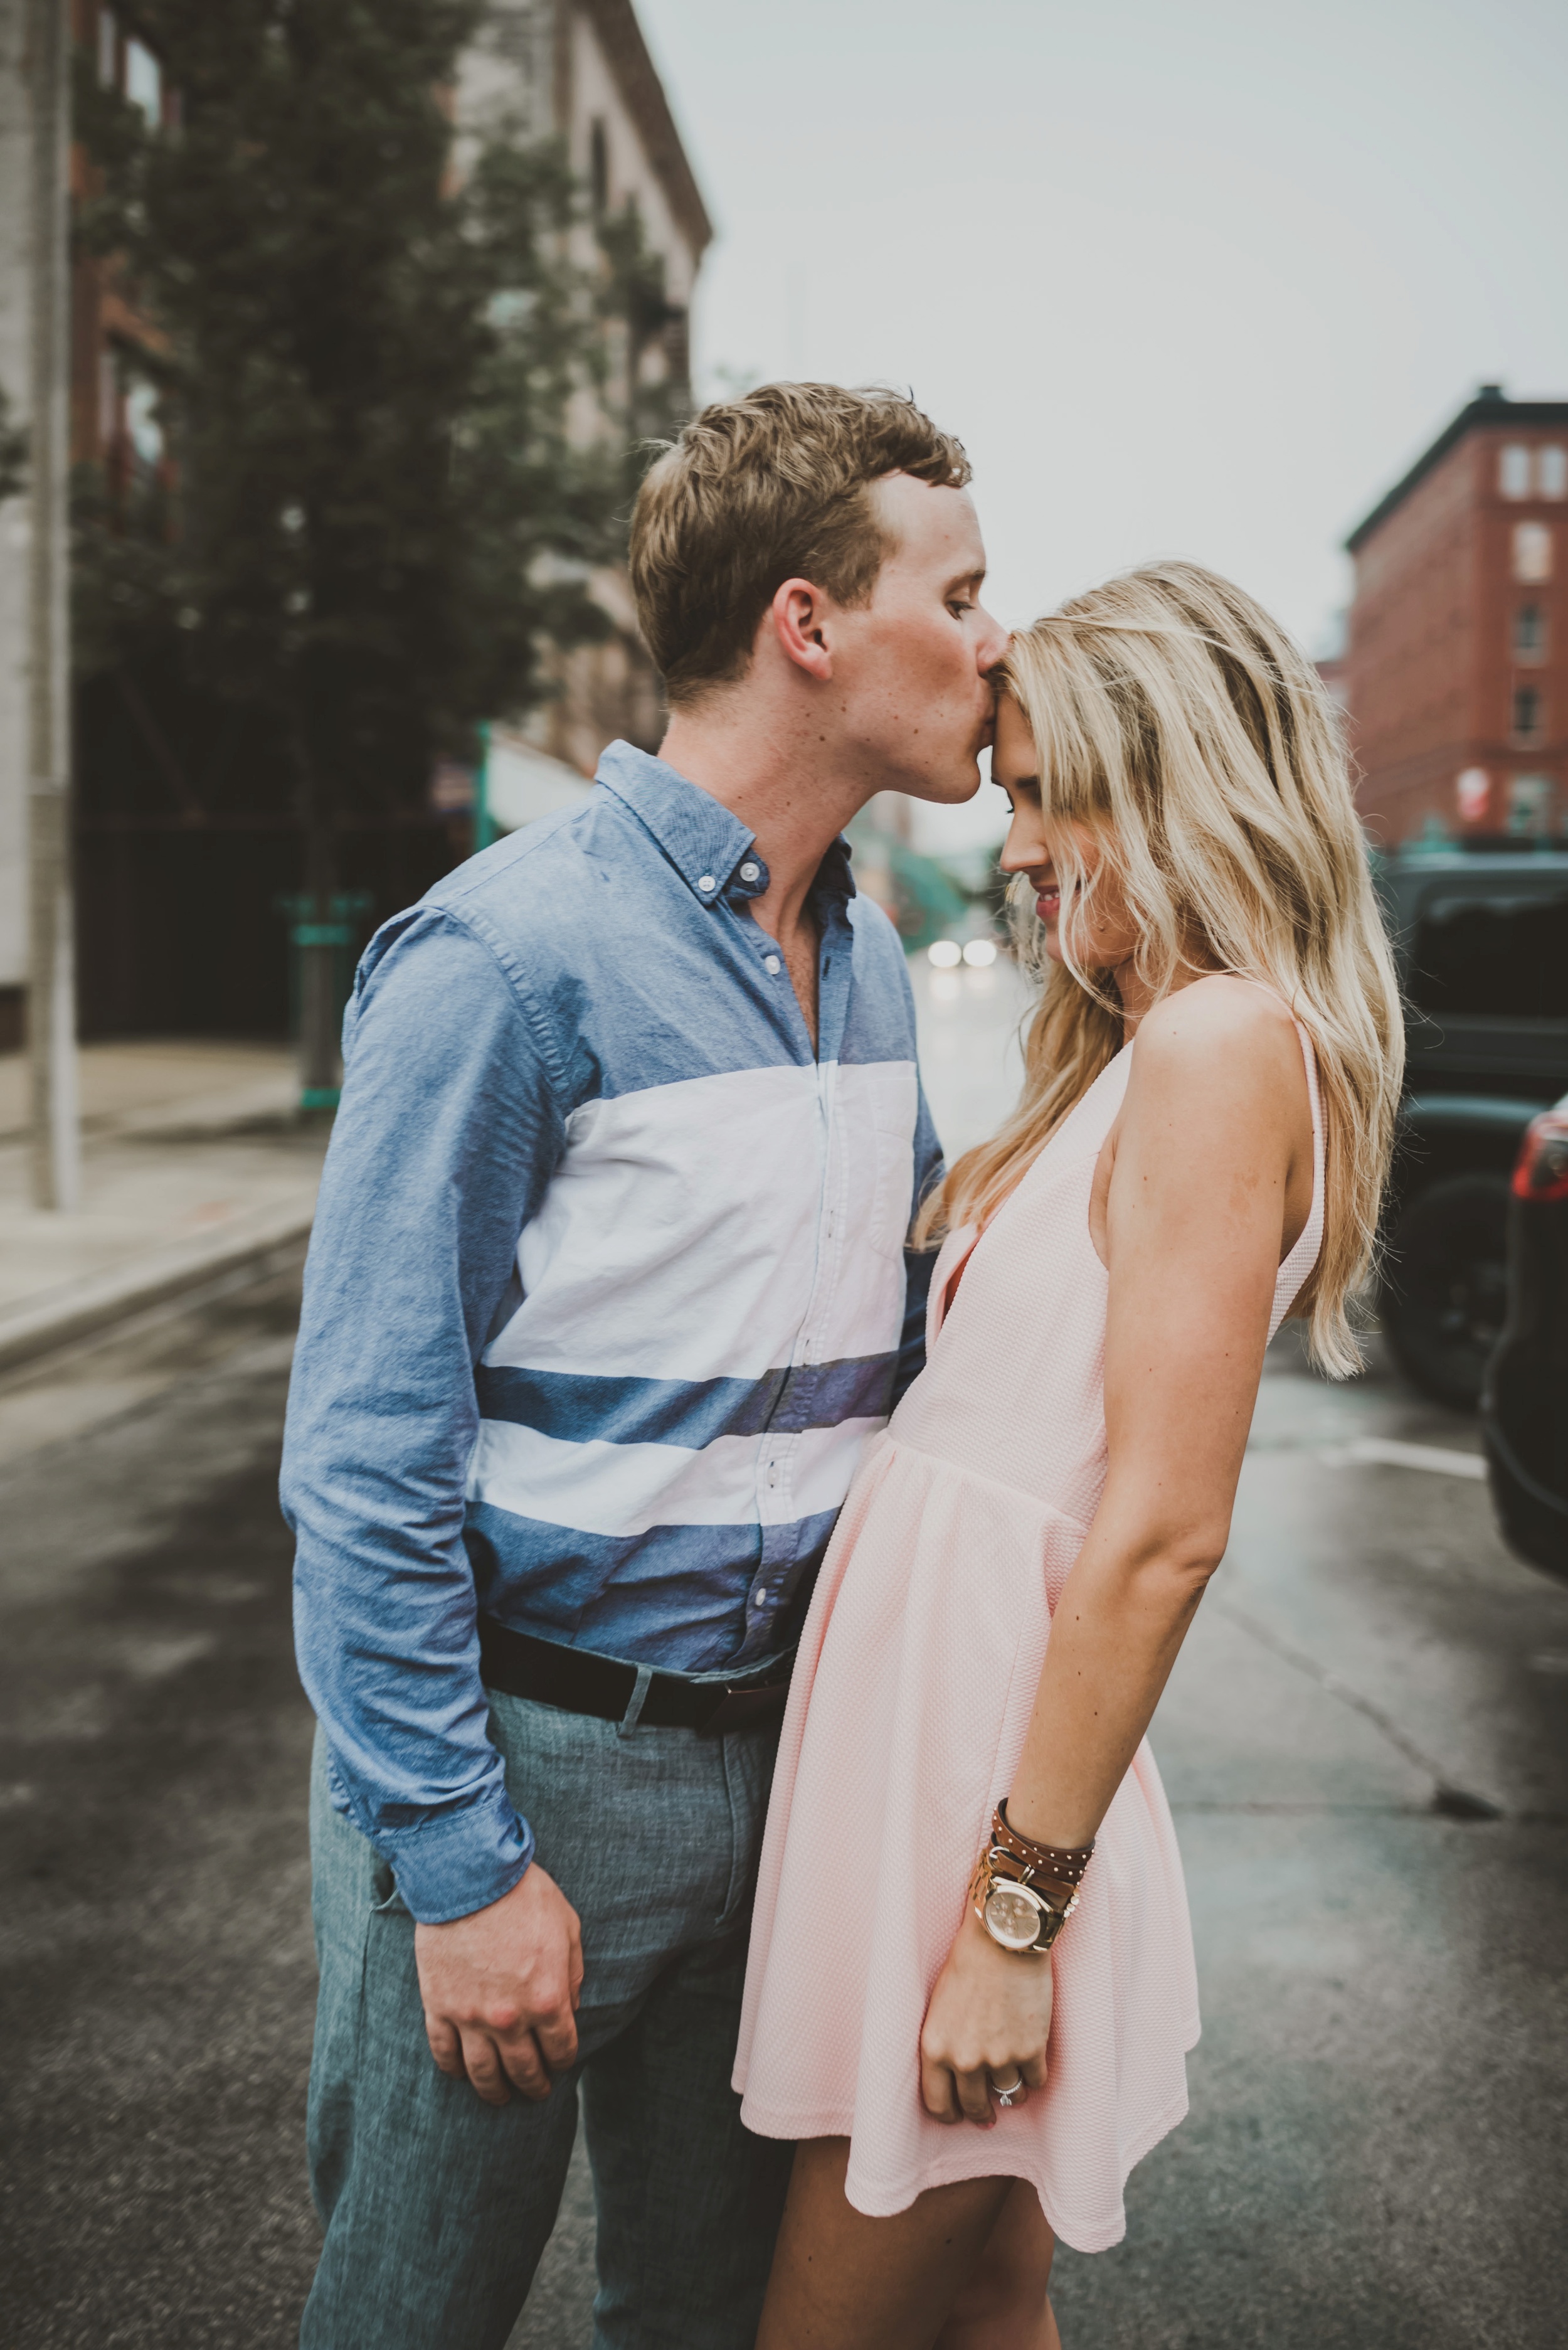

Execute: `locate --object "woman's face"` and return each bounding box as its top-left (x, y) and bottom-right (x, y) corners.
top-left (993, 695), bottom-right (1138, 973)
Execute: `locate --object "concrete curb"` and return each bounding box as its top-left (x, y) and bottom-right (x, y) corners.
top-left (0, 1194), bottom-right (317, 1378)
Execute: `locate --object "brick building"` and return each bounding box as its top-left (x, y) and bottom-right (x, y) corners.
top-left (1343, 385), bottom-right (1568, 847)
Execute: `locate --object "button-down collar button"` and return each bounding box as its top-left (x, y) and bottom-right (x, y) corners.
top-left (764, 954), bottom-right (781, 975)
top-left (697, 874), bottom-right (716, 893)
top-left (739, 860), bottom-right (761, 883)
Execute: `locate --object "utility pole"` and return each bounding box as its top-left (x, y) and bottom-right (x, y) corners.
top-left (26, 0), bottom-right (78, 1208)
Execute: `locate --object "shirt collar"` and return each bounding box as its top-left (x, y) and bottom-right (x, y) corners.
top-left (595, 740), bottom-right (857, 912)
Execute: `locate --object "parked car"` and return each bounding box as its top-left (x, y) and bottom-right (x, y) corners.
top-left (1482, 1098), bottom-right (1568, 1581)
top-left (1376, 846), bottom-right (1568, 1409)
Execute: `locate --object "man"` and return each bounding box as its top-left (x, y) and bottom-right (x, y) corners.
top-left (283, 380), bottom-right (1006, 2349)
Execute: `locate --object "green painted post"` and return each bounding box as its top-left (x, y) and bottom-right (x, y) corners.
top-left (278, 890), bottom-right (371, 1112)
top-left (474, 720), bottom-right (495, 853)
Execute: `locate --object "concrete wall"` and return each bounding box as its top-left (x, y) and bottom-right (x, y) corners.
top-left (0, 0), bottom-right (31, 1028)
top-left (566, 6), bottom-right (699, 310)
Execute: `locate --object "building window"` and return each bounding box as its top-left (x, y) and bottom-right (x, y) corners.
top-left (590, 117), bottom-right (608, 215)
top-left (664, 307), bottom-right (691, 403)
top-left (1500, 444), bottom-right (1532, 498)
top-left (1508, 775), bottom-right (1555, 837)
top-left (125, 37), bottom-right (162, 127)
top-left (1514, 604), bottom-right (1545, 661)
top-left (1513, 522), bottom-right (1553, 582)
top-left (1541, 445), bottom-right (1568, 499)
top-left (1456, 767), bottom-right (1490, 824)
top-left (123, 377), bottom-right (164, 475)
top-left (1512, 686), bottom-right (1542, 741)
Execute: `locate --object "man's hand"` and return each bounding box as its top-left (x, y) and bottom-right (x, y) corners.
top-left (415, 1863), bottom-right (584, 2106)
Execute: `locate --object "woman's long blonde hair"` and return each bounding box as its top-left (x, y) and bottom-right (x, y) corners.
top-left (918, 560), bottom-right (1403, 1378)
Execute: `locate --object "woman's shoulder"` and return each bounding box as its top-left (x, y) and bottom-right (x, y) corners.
top-left (1130, 975), bottom-right (1306, 1109)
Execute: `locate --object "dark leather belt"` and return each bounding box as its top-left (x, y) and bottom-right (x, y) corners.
top-left (478, 1617), bottom-right (794, 1734)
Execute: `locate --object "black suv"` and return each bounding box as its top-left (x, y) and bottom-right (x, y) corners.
top-left (1377, 846), bottom-right (1568, 1409)
top-left (1484, 1095), bottom-right (1568, 1578)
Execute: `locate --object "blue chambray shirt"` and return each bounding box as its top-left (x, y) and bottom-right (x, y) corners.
top-left (283, 742), bottom-right (942, 1922)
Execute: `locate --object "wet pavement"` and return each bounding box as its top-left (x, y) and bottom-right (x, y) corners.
top-left (2, 969), bottom-right (1565, 2346)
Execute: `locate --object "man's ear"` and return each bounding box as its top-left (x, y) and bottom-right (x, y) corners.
top-left (766, 578), bottom-right (835, 682)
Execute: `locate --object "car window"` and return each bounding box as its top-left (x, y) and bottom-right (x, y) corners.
top-left (1408, 890), bottom-right (1568, 1018)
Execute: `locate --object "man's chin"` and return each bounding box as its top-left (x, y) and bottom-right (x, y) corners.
top-left (908, 757), bottom-right (985, 807)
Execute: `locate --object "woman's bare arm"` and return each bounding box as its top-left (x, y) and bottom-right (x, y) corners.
top-left (918, 978), bottom-right (1311, 2123)
top-left (1007, 978), bottom-right (1310, 1846)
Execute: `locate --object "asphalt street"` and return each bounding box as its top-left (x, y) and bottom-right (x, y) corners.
top-left (1, 974), bottom-right (1565, 2347)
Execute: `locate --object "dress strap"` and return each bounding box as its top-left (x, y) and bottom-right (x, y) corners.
top-left (1274, 1019), bottom-right (1325, 1317)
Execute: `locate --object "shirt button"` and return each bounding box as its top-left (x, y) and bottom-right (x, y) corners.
top-left (739, 861), bottom-right (761, 883)
top-left (697, 874), bottom-right (716, 893)
top-left (764, 955), bottom-right (781, 975)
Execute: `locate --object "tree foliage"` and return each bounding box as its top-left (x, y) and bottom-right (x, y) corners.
top-left (72, 0), bottom-right (650, 843)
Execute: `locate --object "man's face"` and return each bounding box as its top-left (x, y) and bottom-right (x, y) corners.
top-left (829, 474), bottom-right (1008, 805)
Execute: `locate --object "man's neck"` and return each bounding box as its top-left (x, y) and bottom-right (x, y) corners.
top-left (658, 701), bottom-right (875, 940)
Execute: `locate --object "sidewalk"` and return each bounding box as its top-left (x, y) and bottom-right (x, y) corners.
top-left (0, 1041), bottom-right (327, 1376)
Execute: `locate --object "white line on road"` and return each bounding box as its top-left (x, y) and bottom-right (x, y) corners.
top-left (1326, 1437), bottom-right (1486, 1481)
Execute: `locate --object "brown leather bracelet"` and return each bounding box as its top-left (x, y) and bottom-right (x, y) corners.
top-left (993, 1799), bottom-right (1095, 1889)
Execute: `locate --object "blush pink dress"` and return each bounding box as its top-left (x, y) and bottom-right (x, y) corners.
top-left (734, 1023), bottom-right (1324, 2252)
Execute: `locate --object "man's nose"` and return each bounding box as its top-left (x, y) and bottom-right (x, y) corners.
top-left (976, 608), bottom-right (1010, 673)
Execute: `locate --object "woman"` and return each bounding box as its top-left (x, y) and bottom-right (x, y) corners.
top-left (734, 561), bottom-right (1403, 2347)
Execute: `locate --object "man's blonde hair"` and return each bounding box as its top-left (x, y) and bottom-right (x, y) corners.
top-left (917, 560), bottom-right (1404, 1379)
top-left (629, 381), bottom-right (971, 705)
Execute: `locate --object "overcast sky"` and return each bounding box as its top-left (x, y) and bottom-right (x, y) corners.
top-left (638, 0), bottom-right (1568, 661)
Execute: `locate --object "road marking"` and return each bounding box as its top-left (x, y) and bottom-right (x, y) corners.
top-left (1210, 1595), bottom-right (1501, 1816)
top-left (1329, 1437), bottom-right (1486, 1481)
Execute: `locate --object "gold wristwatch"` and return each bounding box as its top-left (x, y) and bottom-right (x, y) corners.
top-left (968, 1801), bottom-right (1094, 1956)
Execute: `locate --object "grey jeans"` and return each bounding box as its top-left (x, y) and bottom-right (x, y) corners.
top-left (300, 1691), bottom-right (793, 2350)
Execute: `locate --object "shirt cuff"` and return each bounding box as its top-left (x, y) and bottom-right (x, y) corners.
top-left (371, 1782), bottom-right (536, 1925)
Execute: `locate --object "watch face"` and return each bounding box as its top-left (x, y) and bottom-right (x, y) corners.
top-left (983, 1881), bottom-right (1041, 1952)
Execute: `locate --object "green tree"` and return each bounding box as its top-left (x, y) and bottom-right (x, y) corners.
top-left (73, 0), bottom-right (639, 1085)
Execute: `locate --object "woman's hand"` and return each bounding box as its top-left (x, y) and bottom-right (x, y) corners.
top-left (919, 1907), bottom-right (1054, 2125)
